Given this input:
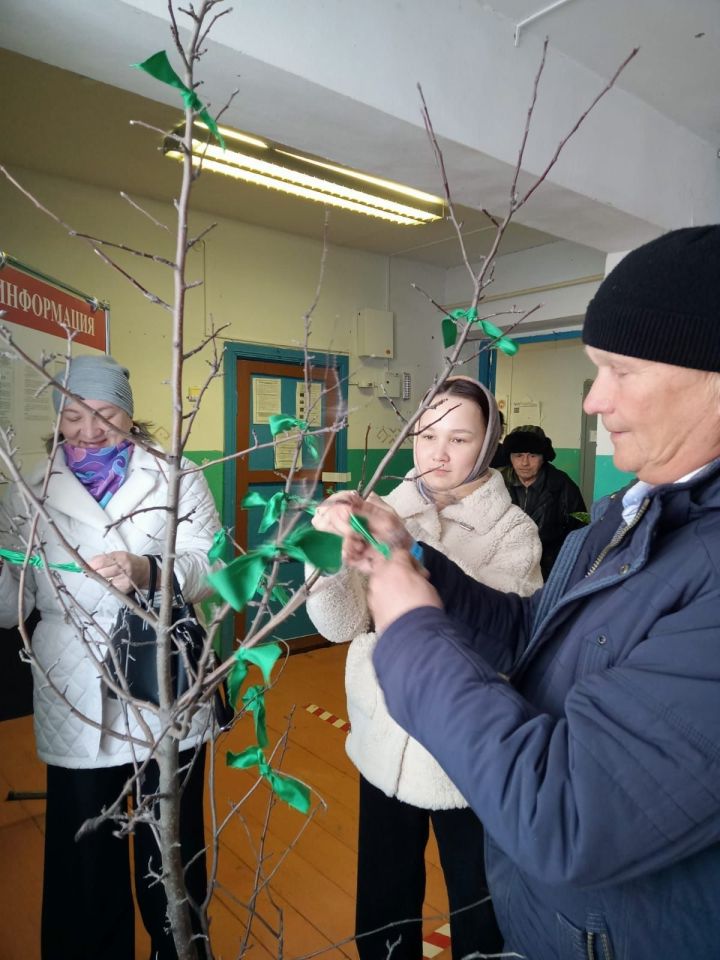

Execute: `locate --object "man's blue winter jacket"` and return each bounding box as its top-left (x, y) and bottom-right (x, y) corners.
top-left (373, 460), bottom-right (720, 960)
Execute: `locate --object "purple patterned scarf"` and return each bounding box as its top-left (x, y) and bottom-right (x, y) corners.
top-left (64, 441), bottom-right (133, 507)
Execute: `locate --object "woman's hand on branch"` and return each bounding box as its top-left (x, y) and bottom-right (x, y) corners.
top-left (313, 491), bottom-right (413, 571)
top-left (88, 551), bottom-right (151, 594)
top-left (311, 491), bottom-right (364, 536)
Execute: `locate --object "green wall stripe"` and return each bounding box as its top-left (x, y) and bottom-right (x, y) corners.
top-left (593, 454), bottom-right (635, 500)
top-left (347, 448), bottom-right (414, 496)
top-left (186, 445), bottom-right (627, 514)
top-left (551, 448), bottom-right (580, 485)
top-left (184, 450), bottom-right (223, 511)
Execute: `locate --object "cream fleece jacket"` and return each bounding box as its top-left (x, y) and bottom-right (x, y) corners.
top-left (306, 468), bottom-right (543, 808)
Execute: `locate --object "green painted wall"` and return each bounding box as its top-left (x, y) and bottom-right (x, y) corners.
top-left (347, 448), bottom-right (415, 496)
top-left (552, 447), bottom-right (581, 486)
top-left (186, 447), bottom-right (415, 518)
top-left (188, 445), bottom-right (599, 517)
top-left (594, 454), bottom-right (635, 500)
top-left (184, 450), bottom-right (224, 512)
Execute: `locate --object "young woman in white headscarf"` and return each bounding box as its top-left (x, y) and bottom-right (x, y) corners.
top-left (307, 376), bottom-right (543, 960)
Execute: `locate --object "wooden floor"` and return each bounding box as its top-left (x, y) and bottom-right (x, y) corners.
top-left (0, 644), bottom-right (453, 959)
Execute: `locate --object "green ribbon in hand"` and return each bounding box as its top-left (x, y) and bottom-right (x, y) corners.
top-left (133, 51), bottom-right (225, 148)
top-left (227, 642), bottom-right (282, 712)
top-left (207, 524), bottom-right (342, 612)
top-left (0, 549), bottom-right (82, 573)
top-left (269, 414), bottom-right (320, 461)
top-left (348, 514), bottom-right (391, 559)
top-left (227, 744), bottom-right (311, 814)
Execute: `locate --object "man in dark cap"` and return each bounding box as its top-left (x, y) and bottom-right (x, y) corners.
top-left (313, 226), bottom-right (720, 960)
top-left (501, 424), bottom-right (586, 578)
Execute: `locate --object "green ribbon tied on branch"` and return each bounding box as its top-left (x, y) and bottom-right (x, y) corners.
top-left (269, 414), bottom-right (320, 461)
top-left (207, 524), bottom-right (342, 613)
top-left (0, 548), bottom-right (82, 573)
top-left (226, 744), bottom-right (311, 814)
top-left (242, 490), bottom-right (304, 534)
top-left (224, 643), bottom-right (310, 813)
top-left (442, 308), bottom-right (518, 356)
top-left (133, 51), bottom-right (226, 149)
top-left (207, 529), bottom-right (229, 563)
top-left (226, 643), bottom-right (282, 715)
top-left (242, 684), bottom-right (268, 747)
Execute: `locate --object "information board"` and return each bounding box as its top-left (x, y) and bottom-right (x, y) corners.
top-left (0, 253), bottom-right (110, 472)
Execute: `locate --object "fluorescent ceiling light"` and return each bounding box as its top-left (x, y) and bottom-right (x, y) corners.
top-left (164, 123), bottom-right (444, 226)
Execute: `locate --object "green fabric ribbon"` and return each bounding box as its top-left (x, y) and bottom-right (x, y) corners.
top-left (0, 549), bottom-right (82, 573)
top-left (269, 583), bottom-right (291, 606)
top-left (478, 319), bottom-right (519, 356)
top-left (269, 414), bottom-right (320, 461)
top-left (227, 642), bottom-right (282, 712)
top-left (207, 524), bottom-right (342, 612)
top-left (348, 514), bottom-right (391, 558)
top-left (207, 529), bottom-right (228, 562)
top-left (243, 491), bottom-right (322, 534)
top-left (226, 744), bottom-right (311, 813)
top-left (442, 308), bottom-right (477, 348)
top-left (243, 490), bottom-right (294, 533)
top-left (133, 51), bottom-right (225, 148)
top-left (441, 308), bottom-right (518, 355)
top-left (242, 684), bottom-right (268, 747)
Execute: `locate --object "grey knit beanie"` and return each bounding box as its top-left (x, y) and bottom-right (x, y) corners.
top-left (583, 225), bottom-right (720, 372)
top-left (52, 355), bottom-right (134, 417)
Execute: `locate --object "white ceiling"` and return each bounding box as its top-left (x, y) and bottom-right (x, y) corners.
top-left (486, 0), bottom-right (720, 144)
top-left (1, 0), bottom-right (718, 261)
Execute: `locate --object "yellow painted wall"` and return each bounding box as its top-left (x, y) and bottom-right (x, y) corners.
top-left (1, 165), bottom-right (447, 456)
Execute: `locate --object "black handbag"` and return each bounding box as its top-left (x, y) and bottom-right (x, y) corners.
top-left (105, 555), bottom-right (232, 724)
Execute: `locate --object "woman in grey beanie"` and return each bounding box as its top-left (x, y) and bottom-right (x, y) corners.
top-left (0, 354), bottom-right (220, 960)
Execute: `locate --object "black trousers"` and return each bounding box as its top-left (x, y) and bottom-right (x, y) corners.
top-left (355, 776), bottom-right (503, 960)
top-left (41, 745), bottom-right (207, 960)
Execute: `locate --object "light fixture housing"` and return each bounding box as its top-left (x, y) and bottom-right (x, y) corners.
top-left (163, 122), bottom-right (445, 225)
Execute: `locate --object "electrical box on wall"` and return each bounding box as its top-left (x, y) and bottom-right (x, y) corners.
top-left (374, 371), bottom-right (402, 399)
top-left (355, 308), bottom-right (394, 358)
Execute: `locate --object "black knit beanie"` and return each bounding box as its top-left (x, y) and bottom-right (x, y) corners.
top-left (502, 425), bottom-right (555, 462)
top-left (583, 225), bottom-right (720, 372)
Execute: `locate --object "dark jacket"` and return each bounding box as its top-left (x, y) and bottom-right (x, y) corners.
top-left (501, 461), bottom-right (586, 578)
top-left (373, 459), bottom-right (720, 960)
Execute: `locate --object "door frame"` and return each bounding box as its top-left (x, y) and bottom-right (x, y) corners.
top-left (221, 341), bottom-right (349, 551)
top-left (477, 329), bottom-right (582, 392)
top-left (220, 342), bottom-right (349, 653)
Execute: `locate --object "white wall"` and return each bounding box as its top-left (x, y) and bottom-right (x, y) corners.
top-left (446, 239), bottom-right (605, 335)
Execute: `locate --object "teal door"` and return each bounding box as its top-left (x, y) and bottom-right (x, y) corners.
top-left (234, 356), bottom-right (345, 650)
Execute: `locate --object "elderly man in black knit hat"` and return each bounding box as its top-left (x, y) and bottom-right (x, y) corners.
top-left (313, 225), bottom-right (720, 960)
top-left (501, 424), bottom-right (586, 578)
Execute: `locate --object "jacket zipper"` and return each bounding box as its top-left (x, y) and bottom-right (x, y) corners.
top-left (600, 931), bottom-right (614, 960)
top-left (585, 498), bottom-right (650, 577)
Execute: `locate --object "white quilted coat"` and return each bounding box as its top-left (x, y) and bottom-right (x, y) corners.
top-left (0, 445), bottom-right (220, 768)
top-left (306, 469), bottom-right (543, 809)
